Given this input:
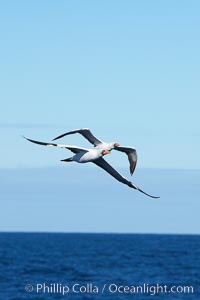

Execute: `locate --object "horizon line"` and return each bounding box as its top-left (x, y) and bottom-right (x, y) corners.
top-left (1, 166), bottom-right (200, 171)
top-left (0, 231), bottom-right (199, 236)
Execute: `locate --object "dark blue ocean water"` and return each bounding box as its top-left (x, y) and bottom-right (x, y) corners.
top-left (0, 233), bottom-right (200, 300)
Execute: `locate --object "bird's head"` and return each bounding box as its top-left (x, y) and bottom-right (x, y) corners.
top-left (114, 143), bottom-right (120, 148)
top-left (102, 150), bottom-right (111, 156)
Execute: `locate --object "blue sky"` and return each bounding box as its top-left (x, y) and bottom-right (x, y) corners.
top-left (0, 0), bottom-right (199, 169)
top-left (0, 1), bottom-right (200, 233)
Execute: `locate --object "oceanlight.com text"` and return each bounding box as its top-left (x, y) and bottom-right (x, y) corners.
top-left (25, 282), bottom-right (194, 296)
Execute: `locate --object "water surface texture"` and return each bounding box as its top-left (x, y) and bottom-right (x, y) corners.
top-left (0, 233), bottom-right (199, 299)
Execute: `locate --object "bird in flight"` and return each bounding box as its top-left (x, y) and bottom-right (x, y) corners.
top-left (24, 128), bottom-right (159, 199)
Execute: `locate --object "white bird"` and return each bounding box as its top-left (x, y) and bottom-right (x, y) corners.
top-left (24, 137), bottom-right (110, 163)
top-left (52, 128), bottom-right (138, 175)
top-left (24, 129), bottom-right (159, 199)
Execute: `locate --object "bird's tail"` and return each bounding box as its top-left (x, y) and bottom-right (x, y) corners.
top-left (60, 157), bottom-right (73, 162)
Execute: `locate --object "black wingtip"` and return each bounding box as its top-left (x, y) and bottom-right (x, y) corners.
top-left (23, 136), bottom-right (53, 147)
top-left (23, 136), bottom-right (31, 142)
top-left (137, 188), bottom-right (160, 199)
top-left (52, 134), bottom-right (63, 141)
top-left (23, 136), bottom-right (37, 144)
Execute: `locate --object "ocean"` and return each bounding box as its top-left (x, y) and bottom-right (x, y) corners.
top-left (0, 233), bottom-right (199, 299)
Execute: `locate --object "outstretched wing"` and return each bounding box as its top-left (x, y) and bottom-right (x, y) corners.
top-left (93, 157), bottom-right (159, 199)
top-left (24, 137), bottom-right (88, 154)
top-left (52, 128), bottom-right (103, 146)
top-left (114, 146), bottom-right (137, 175)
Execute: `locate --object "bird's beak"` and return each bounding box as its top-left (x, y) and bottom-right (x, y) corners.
top-left (102, 150), bottom-right (111, 155)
